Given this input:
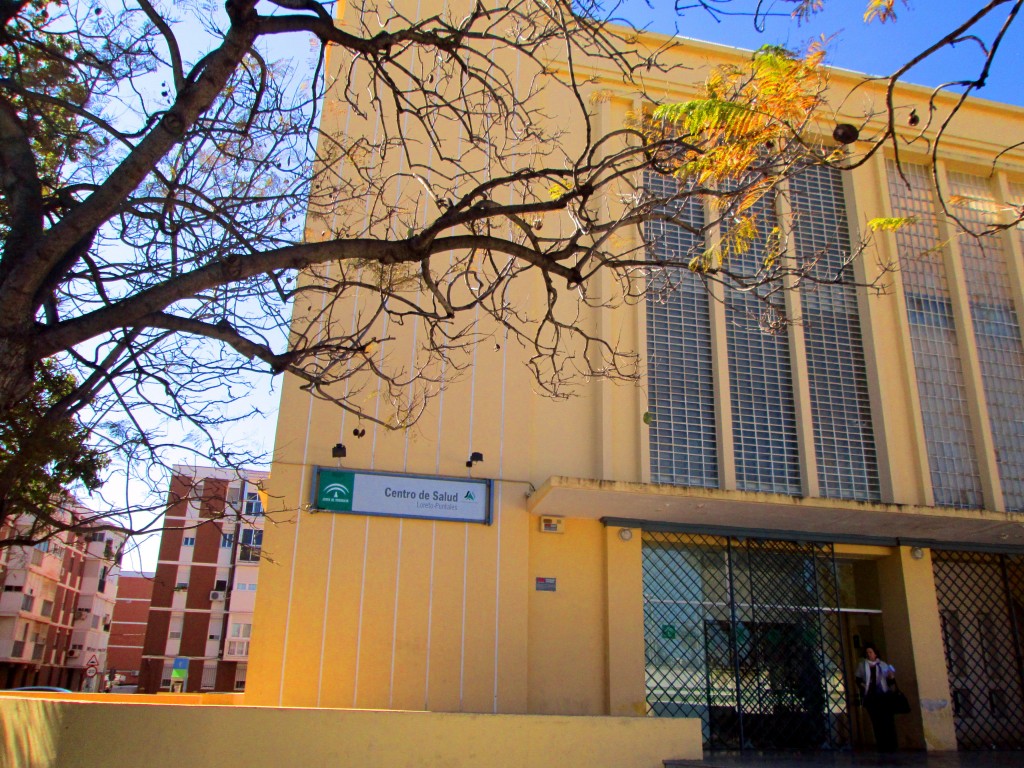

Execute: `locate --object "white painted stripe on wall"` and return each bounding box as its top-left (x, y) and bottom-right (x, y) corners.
top-left (459, 522), bottom-right (469, 710)
top-left (423, 521), bottom-right (437, 709)
top-left (316, 514), bottom-right (336, 708)
top-left (351, 515), bottom-right (371, 707)
top-left (388, 519), bottom-right (404, 707)
top-left (491, 44), bottom-right (521, 714)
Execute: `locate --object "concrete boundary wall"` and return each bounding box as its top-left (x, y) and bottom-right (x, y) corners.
top-left (0, 697), bottom-right (702, 768)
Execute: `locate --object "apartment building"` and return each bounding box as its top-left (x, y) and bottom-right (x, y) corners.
top-left (106, 571), bottom-right (154, 689)
top-left (0, 500), bottom-right (123, 690)
top-left (139, 465), bottom-right (266, 693)
top-left (244, 0), bottom-right (1024, 756)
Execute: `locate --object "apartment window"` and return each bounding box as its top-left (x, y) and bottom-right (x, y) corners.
top-left (227, 640), bottom-right (250, 656)
top-left (161, 661), bottom-right (174, 689)
top-left (182, 536), bottom-right (196, 547)
top-left (790, 164), bottom-right (880, 501)
top-left (245, 491), bottom-right (263, 516)
top-left (41, 599), bottom-right (54, 618)
top-left (20, 594), bottom-right (34, 612)
top-left (644, 171), bottom-right (718, 488)
top-left (239, 529), bottom-right (262, 562)
top-left (201, 662), bottom-right (217, 690)
top-left (220, 533), bottom-right (233, 548)
top-left (97, 566), bottom-right (108, 594)
top-left (214, 579), bottom-right (228, 592)
top-left (887, 161), bottom-right (983, 508)
top-left (228, 622), bottom-right (252, 657)
top-left (175, 581), bottom-right (189, 590)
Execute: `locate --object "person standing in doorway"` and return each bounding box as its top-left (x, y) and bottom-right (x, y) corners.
top-left (856, 643), bottom-right (898, 752)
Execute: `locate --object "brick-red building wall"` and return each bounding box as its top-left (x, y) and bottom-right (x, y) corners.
top-left (108, 574), bottom-right (154, 685)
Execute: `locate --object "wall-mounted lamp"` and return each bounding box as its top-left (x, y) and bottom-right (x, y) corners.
top-left (910, 546), bottom-right (924, 560)
top-left (466, 451), bottom-right (484, 468)
top-left (332, 443), bottom-right (347, 459)
top-left (618, 528), bottom-right (634, 542)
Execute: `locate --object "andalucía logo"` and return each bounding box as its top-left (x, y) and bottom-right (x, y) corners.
top-left (464, 490), bottom-right (476, 502)
top-left (317, 470), bottom-right (355, 511)
top-left (322, 483), bottom-right (350, 501)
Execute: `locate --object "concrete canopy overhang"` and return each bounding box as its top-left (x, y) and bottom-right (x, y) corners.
top-left (526, 476), bottom-right (1024, 551)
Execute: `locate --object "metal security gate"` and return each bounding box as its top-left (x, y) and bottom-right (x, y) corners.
top-left (642, 531), bottom-right (850, 751)
top-left (933, 551), bottom-right (1024, 749)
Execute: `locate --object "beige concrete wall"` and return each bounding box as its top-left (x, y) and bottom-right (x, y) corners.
top-left (0, 697), bottom-right (702, 768)
top-left (249, 0), bottom-right (1024, 735)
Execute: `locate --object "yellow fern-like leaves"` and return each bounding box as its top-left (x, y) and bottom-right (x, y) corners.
top-left (646, 44), bottom-right (826, 188)
top-left (865, 0), bottom-right (903, 23)
top-left (866, 216), bottom-right (917, 232)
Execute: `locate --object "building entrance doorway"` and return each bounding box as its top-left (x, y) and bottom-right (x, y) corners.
top-left (642, 531), bottom-right (851, 751)
top-left (838, 610), bottom-right (886, 750)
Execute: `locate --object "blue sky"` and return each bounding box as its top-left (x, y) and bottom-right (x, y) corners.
top-left (609, 0), bottom-right (1024, 107)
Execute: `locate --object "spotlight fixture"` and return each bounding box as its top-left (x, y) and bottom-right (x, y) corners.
top-left (910, 546), bottom-right (924, 560)
top-left (466, 451), bottom-right (484, 468)
top-left (332, 443), bottom-right (347, 459)
top-left (832, 123), bottom-right (860, 145)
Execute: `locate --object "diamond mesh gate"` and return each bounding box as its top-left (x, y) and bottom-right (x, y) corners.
top-left (932, 550), bottom-right (1024, 749)
top-left (642, 531), bottom-right (849, 751)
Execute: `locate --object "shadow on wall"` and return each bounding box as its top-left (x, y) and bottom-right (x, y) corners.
top-left (0, 698), bottom-right (60, 768)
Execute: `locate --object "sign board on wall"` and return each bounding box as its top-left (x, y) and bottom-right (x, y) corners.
top-left (312, 467), bottom-right (492, 524)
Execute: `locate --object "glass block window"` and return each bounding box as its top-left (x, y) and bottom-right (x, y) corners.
top-left (724, 189), bottom-right (801, 494)
top-left (790, 165), bottom-right (880, 501)
top-left (644, 171), bottom-right (718, 487)
top-left (948, 173), bottom-right (1024, 511)
top-left (887, 161), bottom-right (982, 508)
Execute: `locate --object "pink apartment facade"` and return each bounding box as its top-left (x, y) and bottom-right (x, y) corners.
top-left (0, 500), bottom-right (123, 690)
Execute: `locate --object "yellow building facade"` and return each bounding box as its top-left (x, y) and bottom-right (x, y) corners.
top-left (246, 0), bottom-right (1024, 755)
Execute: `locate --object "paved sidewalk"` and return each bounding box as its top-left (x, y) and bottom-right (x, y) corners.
top-left (665, 752), bottom-right (1024, 768)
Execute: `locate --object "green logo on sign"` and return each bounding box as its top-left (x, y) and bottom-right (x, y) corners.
top-left (316, 470), bottom-right (355, 511)
top-left (464, 491), bottom-right (476, 502)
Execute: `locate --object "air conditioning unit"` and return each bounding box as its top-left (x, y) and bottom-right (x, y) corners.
top-left (67, 649), bottom-right (79, 658)
top-left (209, 591), bottom-right (225, 601)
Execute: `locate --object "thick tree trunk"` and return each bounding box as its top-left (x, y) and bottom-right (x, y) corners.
top-left (0, 337), bottom-right (36, 416)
